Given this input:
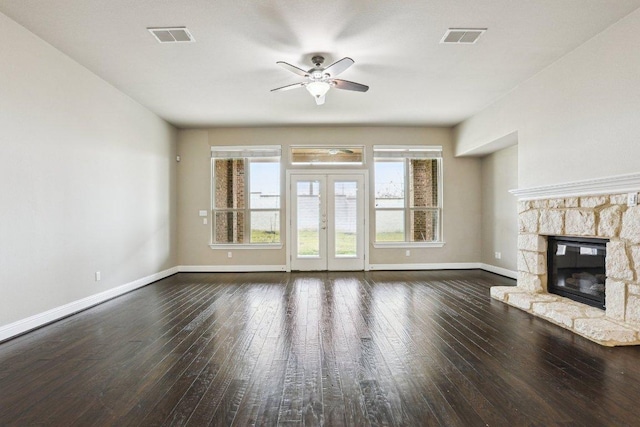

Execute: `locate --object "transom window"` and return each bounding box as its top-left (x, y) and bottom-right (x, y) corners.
top-left (373, 146), bottom-right (443, 244)
top-left (290, 146), bottom-right (364, 165)
top-left (211, 146), bottom-right (281, 245)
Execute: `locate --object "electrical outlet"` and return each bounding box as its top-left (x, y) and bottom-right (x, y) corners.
top-left (95, 271), bottom-right (101, 281)
top-left (495, 252), bottom-right (501, 259)
top-left (203, 218), bottom-right (208, 225)
top-left (227, 251), bottom-right (232, 258)
top-left (405, 250), bottom-right (410, 257)
top-left (628, 192), bottom-right (638, 207)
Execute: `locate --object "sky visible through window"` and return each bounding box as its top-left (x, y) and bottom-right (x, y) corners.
top-left (249, 161), bottom-right (279, 195)
top-left (375, 161), bottom-right (404, 201)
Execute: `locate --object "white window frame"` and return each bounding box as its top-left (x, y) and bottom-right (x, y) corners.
top-left (209, 145), bottom-right (282, 249)
top-left (373, 145), bottom-right (444, 248)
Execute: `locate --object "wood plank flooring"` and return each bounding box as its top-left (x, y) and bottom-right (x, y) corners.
top-left (2, 270), bottom-right (640, 426)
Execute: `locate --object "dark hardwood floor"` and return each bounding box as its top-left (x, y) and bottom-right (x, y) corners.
top-left (2, 270), bottom-right (640, 426)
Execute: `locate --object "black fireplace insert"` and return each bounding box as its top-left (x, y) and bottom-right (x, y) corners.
top-left (547, 236), bottom-right (607, 310)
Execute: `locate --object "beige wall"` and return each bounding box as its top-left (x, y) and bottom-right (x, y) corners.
top-left (0, 13), bottom-right (177, 327)
top-left (177, 127), bottom-right (482, 267)
top-left (481, 145), bottom-right (518, 271)
top-left (455, 8), bottom-right (640, 189)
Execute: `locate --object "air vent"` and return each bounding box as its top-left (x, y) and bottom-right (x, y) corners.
top-left (147, 27), bottom-right (195, 43)
top-left (440, 28), bottom-right (486, 44)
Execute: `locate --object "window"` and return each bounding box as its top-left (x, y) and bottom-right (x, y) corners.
top-left (374, 146), bottom-right (442, 244)
top-left (211, 146), bottom-right (281, 245)
top-left (290, 146), bottom-right (364, 165)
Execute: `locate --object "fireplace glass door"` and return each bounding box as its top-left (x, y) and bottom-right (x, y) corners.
top-left (547, 236), bottom-right (607, 309)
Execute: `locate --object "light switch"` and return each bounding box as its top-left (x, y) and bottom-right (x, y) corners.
top-left (199, 210), bottom-right (208, 217)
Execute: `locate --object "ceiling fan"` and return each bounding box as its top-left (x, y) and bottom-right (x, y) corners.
top-left (271, 55), bottom-right (369, 105)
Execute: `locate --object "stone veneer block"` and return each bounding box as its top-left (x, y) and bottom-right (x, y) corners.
top-left (518, 234), bottom-right (547, 252)
top-left (564, 197), bottom-right (579, 208)
top-left (573, 318), bottom-right (639, 346)
top-left (626, 295), bottom-right (640, 324)
top-left (539, 209), bottom-right (564, 235)
top-left (606, 241), bottom-right (633, 281)
top-left (565, 209), bottom-right (596, 236)
top-left (508, 292), bottom-right (558, 311)
top-left (532, 200), bottom-right (548, 209)
top-left (518, 271), bottom-right (545, 292)
top-left (610, 194), bottom-right (627, 205)
top-left (490, 286), bottom-right (523, 302)
top-left (631, 246), bottom-right (640, 282)
top-left (606, 279), bottom-right (627, 321)
top-left (519, 210), bottom-right (539, 233)
top-left (532, 302), bottom-right (581, 328)
top-left (517, 250), bottom-right (546, 275)
top-left (547, 198), bottom-right (565, 208)
top-left (621, 206), bottom-right (640, 244)
top-left (598, 205), bottom-right (623, 238)
top-left (518, 201), bottom-right (532, 213)
top-left (580, 196), bottom-right (608, 208)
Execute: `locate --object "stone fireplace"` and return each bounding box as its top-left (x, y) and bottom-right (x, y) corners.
top-left (491, 193), bottom-right (640, 346)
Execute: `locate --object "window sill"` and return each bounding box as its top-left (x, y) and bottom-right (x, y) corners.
top-left (372, 242), bottom-right (445, 249)
top-left (209, 244), bottom-right (283, 250)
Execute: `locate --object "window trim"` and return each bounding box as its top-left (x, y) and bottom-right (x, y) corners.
top-left (373, 146), bottom-right (444, 246)
top-left (210, 146), bottom-right (282, 247)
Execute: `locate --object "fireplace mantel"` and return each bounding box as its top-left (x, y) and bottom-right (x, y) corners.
top-left (509, 172), bottom-right (640, 200)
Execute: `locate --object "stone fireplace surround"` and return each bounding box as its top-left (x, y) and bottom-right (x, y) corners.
top-left (491, 191), bottom-right (640, 346)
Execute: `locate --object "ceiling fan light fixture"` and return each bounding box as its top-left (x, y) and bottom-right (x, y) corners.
top-left (272, 56), bottom-right (368, 105)
top-left (306, 81), bottom-right (331, 100)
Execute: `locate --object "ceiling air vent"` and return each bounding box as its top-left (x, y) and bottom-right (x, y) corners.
top-left (147, 27), bottom-right (195, 43)
top-left (440, 28), bottom-right (486, 44)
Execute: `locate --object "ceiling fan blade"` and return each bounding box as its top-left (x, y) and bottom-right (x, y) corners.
top-left (332, 79), bottom-right (369, 92)
top-left (315, 95), bottom-right (326, 105)
top-left (324, 57), bottom-right (354, 77)
top-left (276, 61), bottom-right (309, 77)
top-left (271, 82), bottom-right (305, 92)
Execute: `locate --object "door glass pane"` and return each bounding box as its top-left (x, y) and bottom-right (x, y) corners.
top-left (334, 181), bottom-right (357, 257)
top-left (297, 180), bottom-right (320, 257)
top-left (375, 210), bottom-right (404, 242)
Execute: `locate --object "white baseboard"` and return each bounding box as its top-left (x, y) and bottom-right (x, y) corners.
top-left (479, 263), bottom-right (518, 279)
top-left (0, 266), bottom-right (179, 343)
top-left (368, 262), bottom-right (482, 271)
top-left (179, 265), bottom-right (287, 272)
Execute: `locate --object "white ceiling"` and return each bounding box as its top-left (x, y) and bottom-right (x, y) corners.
top-left (1, 0), bottom-right (639, 129)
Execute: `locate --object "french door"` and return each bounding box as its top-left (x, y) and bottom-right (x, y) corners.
top-left (289, 173), bottom-right (366, 271)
